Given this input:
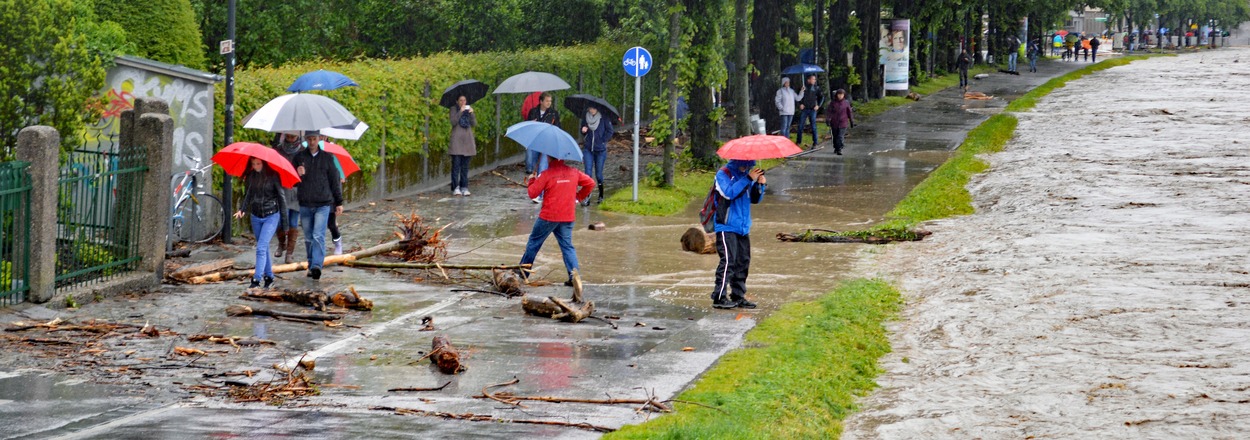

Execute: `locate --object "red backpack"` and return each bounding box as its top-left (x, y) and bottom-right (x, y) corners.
top-left (698, 167), bottom-right (730, 233)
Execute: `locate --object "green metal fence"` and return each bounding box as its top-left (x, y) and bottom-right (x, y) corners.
top-left (55, 149), bottom-right (147, 290)
top-left (0, 161), bottom-right (32, 306)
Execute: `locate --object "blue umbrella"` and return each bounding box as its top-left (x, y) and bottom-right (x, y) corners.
top-left (287, 70), bottom-right (359, 92)
top-left (780, 63), bottom-right (825, 75)
top-left (505, 121), bottom-right (582, 162)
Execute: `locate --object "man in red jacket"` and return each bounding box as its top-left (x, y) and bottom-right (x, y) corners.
top-left (519, 158), bottom-right (596, 296)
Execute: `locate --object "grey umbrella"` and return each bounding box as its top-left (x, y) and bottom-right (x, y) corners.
top-left (492, 71), bottom-right (571, 94)
top-left (241, 93), bottom-right (358, 133)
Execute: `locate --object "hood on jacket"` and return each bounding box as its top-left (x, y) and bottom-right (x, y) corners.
top-left (727, 159), bottom-right (756, 174)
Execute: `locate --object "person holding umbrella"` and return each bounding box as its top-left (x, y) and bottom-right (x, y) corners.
top-left (579, 105), bottom-right (612, 205)
top-left (449, 95), bottom-right (477, 196)
top-left (525, 93), bottom-right (559, 175)
top-left (293, 130), bottom-right (344, 281)
top-left (305, 131), bottom-right (350, 254)
top-left (234, 158), bottom-right (289, 288)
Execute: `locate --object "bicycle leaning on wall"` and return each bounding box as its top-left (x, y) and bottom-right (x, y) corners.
top-left (169, 154), bottom-right (225, 244)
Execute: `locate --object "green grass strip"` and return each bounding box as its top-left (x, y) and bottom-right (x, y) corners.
top-left (607, 279), bottom-right (902, 439)
top-left (600, 170), bottom-right (712, 216)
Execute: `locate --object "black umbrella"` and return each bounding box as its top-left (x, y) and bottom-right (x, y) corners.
top-left (563, 94), bottom-right (622, 123)
top-left (440, 79), bottom-right (489, 108)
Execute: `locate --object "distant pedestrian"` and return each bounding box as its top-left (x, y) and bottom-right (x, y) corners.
top-left (795, 74), bottom-right (823, 148)
top-left (271, 132), bottom-right (302, 264)
top-left (449, 95), bottom-right (477, 197)
top-left (825, 89), bottom-right (853, 156)
top-left (1089, 35), bottom-right (1101, 62)
top-left (957, 49), bottom-right (973, 89)
top-left (579, 106), bottom-right (612, 205)
top-left (1052, 34), bottom-right (1063, 56)
top-left (293, 130), bottom-right (344, 281)
top-left (1007, 35), bottom-right (1021, 72)
top-left (709, 159), bottom-right (766, 309)
top-left (774, 77), bottom-right (798, 140)
top-left (1081, 37), bottom-right (1092, 61)
top-left (519, 158), bottom-right (595, 295)
top-left (1028, 39), bottom-right (1041, 72)
top-left (235, 158), bottom-right (287, 289)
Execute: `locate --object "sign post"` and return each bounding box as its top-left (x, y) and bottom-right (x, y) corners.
top-left (622, 46), bottom-right (652, 201)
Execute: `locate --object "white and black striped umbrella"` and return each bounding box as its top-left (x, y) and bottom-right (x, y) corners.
top-left (241, 93), bottom-right (357, 133)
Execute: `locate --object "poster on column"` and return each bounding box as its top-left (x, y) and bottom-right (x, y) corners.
top-left (879, 19), bottom-right (910, 91)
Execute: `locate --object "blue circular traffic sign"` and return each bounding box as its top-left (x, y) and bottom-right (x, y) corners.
top-left (622, 47), bottom-right (652, 78)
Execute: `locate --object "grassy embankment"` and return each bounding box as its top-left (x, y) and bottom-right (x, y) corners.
top-left (607, 55), bottom-right (1164, 438)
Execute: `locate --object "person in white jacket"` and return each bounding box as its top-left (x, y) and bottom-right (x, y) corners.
top-left (774, 77), bottom-right (799, 140)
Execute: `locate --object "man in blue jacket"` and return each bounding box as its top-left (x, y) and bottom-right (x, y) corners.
top-left (711, 159), bottom-right (766, 309)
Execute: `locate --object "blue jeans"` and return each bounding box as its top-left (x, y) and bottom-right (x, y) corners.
top-left (300, 205), bottom-right (331, 270)
top-left (525, 150), bottom-right (548, 174)
top-left (250, 212), bottom-right (280, 280)
top-left (1008, 52), bottom-right (1018, 71)
top-left (284, 209), bottom-right (299, 229)
top-left (450, 154), bottom-right (471, 190)
top-left (796, 109), bottom-right (818, 145)
top-left (519, 218), bottom-right (578, 280)
top-left (779, 114), bottom-right (793, 139)
top-left (583, 149), bottom-right (606, 184)
top-left (1029, 56), bottom-right (1038, 72)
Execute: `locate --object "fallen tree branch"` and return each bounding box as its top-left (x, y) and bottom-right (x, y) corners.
top-left (480, 378), bottom-right (522, 406)
top-left (188, 238), bottom-right (426, 283)
top-left (346, 261), bottom-right (530, 270)
top-left (225, 304), bottom-right (343, 322)
top-left (387, 381), bottom-right (452, 393)
top-left (449, 288), bottom-right (512, 298)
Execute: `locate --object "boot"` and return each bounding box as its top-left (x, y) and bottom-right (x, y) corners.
top-left (284, 229), bottom-right (299, 264)
top-left (597, 184), bottom-right (604, 204)
top-left (273, 229), bottom-right (285, 259)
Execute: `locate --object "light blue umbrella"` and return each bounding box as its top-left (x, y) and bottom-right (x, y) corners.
top-left (780, 63), bottom-right (825, 75)
top-left (505, 121), bottom-right (582, 162)
top-left (288, 70), bottom-right (359, 92)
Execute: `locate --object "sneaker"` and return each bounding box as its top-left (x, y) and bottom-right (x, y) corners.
top-left (309, 267), bottom-right (321, 280)
top-left (596, 195), bottom-right (604, 204)
top-left (712, 299), bottom-right (739, 309)
top-left (333, 238), bottom-right (343, 255)
top-left (249, 279), bottom-right (261, 288)
top-left (461, 188), bottom-right (471, 196)
top-left (532, 196), bottom-right (542, 204)
top-left (735, 298), bottom-right (757, 309)
top-left (835, 149), bottom-right (843, 156)
top-left (263, 276), bottom-right (274, 288)
top-left (453, 187), bottom-right (463, 196)
top-left (581, 198), bottom-right (591, 207)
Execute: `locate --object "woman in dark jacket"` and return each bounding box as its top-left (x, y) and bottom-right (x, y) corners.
top-left (234, 158), bottom-right (288, 288)
top-left (825, 89), bottom-right (854, 156)
top-left (449, 95), bottom-right (477, 196)
top-left (579, 106), bottom-right (613, 205)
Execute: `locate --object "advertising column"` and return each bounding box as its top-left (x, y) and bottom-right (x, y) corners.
top-left (879, 19), bottom-right (910, 93)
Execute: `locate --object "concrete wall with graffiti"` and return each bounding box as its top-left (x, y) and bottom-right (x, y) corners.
top-left (83, 56), bottom-right (220, 180)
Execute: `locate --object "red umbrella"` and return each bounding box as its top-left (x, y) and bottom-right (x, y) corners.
top-left (320, 142), bottom-right (361, 177)
top-left (716, 135), bottom-right (803, 160)
top-left (1056, 30), bottom-right (1069, 36)
top-left (212, 142), bottom-right (300, 188)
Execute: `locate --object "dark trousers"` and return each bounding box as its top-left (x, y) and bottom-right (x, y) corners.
top-left (450, 154), bottom-right (471, 190)
top-left (328, 211), bottom-right (340, 240)
top-left (832, 126), bottom-right (847, 152)
top-left (796, 109), bottom-right (818, 145)
top-left (711, 231), bottom-right (751, 303)
top-left (958, 68), bottom-right (969, 87)
top-left (1091, 48), bottom-right (1098, 63)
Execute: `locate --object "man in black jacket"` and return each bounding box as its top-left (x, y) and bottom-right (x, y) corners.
top-left (796, 74), bottom-right (822, 148)
top-left (294, 130), bottom-right (344, 280)
top-left (525, 92), bottom-right (559, 176)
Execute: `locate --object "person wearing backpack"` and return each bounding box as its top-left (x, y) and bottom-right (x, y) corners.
top-left (710, 159), bottom-right (766, 309)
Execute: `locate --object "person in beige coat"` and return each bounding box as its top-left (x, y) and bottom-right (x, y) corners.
top-left (449, 95), bottom-right (477, 196)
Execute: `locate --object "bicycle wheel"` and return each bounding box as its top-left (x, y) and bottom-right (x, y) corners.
top-left (174, 192), bottom-right (225, 243)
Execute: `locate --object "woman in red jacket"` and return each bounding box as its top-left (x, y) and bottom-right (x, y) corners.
top-left (518, 158), bottom-right (596, 295)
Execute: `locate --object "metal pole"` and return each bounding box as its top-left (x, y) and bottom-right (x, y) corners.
top-left (632, 74), bottom-right (640, 201)
top-left (221, 0), bottom-right (236, 244)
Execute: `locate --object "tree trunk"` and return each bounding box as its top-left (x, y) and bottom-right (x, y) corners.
top-left (857, 0), bottom-right (882, 100)
top-left (663, 0), bottom-right (682, 187)
top-left (684, 0), bottom-right (724, 165)
top-left (751, 0), bottom-right (781, 134)
top-left (681, 227), bottom-right (717, 254)
top-left (826, 0), bottom-right (852, 91)
top-left (974, 6), bottom-right (985, 63)
top-left (733, 0), bottom-right (752, 137)
top-left (169, 259), bottom-right (234, 282)
top-left (431, 335), bottom-right (465, 374)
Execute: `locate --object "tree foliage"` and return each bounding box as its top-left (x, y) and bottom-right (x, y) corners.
top-left (97, 0), bottom-right (205, 68)
top-left (0, 0), bottom-right (107, 158)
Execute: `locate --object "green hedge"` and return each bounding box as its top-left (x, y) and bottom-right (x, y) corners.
top-left (217, 41), bottom-right (659, 173)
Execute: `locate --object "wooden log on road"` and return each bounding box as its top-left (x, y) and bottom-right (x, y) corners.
top-left (225, 304), bottom-right (343, 322)
top-left (681, 227), bottom-right (717, 254)
top-left (345, 261), bottom-right (531, 271)
top-left (169, 259), bottom-right (234, 282)
top-left (188, 239), bottom-right (420, 284)
top-left (521, 295), bottom-right (595, 323)
top-left (430, 335), bottom-right (465, 374)
top-left (492, 269), bottom-right (524, 297)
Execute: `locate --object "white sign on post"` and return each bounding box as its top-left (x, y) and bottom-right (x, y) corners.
top-left (219, 40), bottom-right (234, 55)
top-left (622, 47), bottom-right (652, 201)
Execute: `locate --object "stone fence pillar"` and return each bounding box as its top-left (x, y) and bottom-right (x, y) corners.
top-left (136, 113), bottom-right (173, 282)
top-left (15, 126), bottom-right (59, 304)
